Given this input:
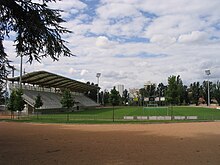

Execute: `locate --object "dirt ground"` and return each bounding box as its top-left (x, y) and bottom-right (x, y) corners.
top-left (0, 122), bottom-right (220, 165)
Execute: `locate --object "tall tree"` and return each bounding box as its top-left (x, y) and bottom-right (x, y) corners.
top-left (60, 89), bottom-right (74, 121)
top-left (156, 83), bottom-right (167, 105)
top-left (165, 75), bottom-right (184, 105)
top-left (156, 83), bottom-right (166, 97)
top-left (7, 89), bottom-right (24, 118)
top-left (1, 0), bottom-right (73, 104)
top-left (85, 89), bottom-right (97, 102)
top-left (109, 86), bottom-right (120, 106)
top-left (0, 0), bottom-right (73, 63)
top-left (103, 90), bottom-right (110, 106)
top-left (213, 81), bottom-right (220, 105)
top-left (0, 40), bottom-right (12, 104)
top-left (34, 94), bottom-right (43, 118)
top-left (122, 89), bottom-right (129, 105)
top-left (60, 89), bottom-right (74, 110)
top-left (34, 94), bottom-right (43, 109)
top-left (189, 82), bottom-right (201, 105)
top-left (7, 89), bottom-right (17, 118)
top-left (14, 89), bottom-right (25, 118)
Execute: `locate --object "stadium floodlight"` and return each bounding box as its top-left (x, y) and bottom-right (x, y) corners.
top-left (96, 73), bottom-right (101, 104)
top-left (19, 55), bottom-right (23, 89)
top-left (205, 69), bottom-right (211, 106)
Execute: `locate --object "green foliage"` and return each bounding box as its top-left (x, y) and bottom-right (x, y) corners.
top-left (7, 90), bottom-right (17, 112)
top-left (14, 89), bottom-right (25, 112)
top-left (140, 84), bottom-right (157, 98)
top-left (109, 87), bottom-right (120, 106)
top-left (34, 94), bottom-right (43, 108)
top-left (122, 89), bottom-right (129, 104)
top-left (60, 89), bottom-right (74, 110)
top-left (213, 81), bottom-right (220, 105)
top-left (0, 40), bottom-right (12, 103)
top-left (156, 83), bottom-right (166, 97)
top-left (165, 75), bottom-right (185, 105)
top-left (103, 90), bottom-right (110, 105)
top-left (7, 89), bottom-right (24, 112)
top-left (0, 0), bottom-right (72, 63)
top-left (85, 89), bottom-right (97, 102)
top-left (189, 82), bottom-right (201, 105)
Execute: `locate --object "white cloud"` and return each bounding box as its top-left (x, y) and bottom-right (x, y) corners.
top-left (96, 2), bottom-right (139, 19)
top-left (178, 31), bottom-right (209, 43)
top-left (69, 68), bottom-right (77, 74)
top-left (150, 34), bottom-right (176, 46)
top-left (47, 0), bottom-right (87, 18)
top-left (80, 69), bottom-right (89, 76)
top-left (5, 0), bottom-right (220, 90)
top-left (95, 36), bottom-right (114, 48)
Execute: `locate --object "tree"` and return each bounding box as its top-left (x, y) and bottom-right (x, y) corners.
top-left (189, 82), bottom-right (201, 105)
top-left (0, 40), bottom-right (12, 104)
top-left (103, 90), bottom-right (110, 106)
top-left (34, 94), bottom-right (43, 109)
top-left (7, 89), bottom-right (24, 119)
top-left (1, 0), bottom-right (73, 104)
top-left (85, 88), bottom-right (97, 102)
top-left (165, 75), bottom-right (183, 105)
top-left (34, 94), bottom-right (43, 118)
top-left (156, 83), bottom-right (167, 106)
top-left (0, 0), bottom-right (73, 63)
top-left (122, 89), bottom-right (129, 105)
top-left (213, 81), bottom-right (220, 105)
top-left (109, 87), bottom-right (120, 106)
top-left (7, 90), bottom-right (17, 119)
top-left (60, 89), bottom-right (74, 110)
top-left (14, 89), bottom-right (25, 118)
top-left (61, 89), bottom-right (74, 122)
top-left (182, 85), bottom-right (190, 105)
top-left (109, 86), bottom-right (120, 122)
top-left (0, 78), bottom-right (5, 104)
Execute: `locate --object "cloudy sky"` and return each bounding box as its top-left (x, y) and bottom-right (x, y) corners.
top-left (4, 0), bottom-right (220, 90)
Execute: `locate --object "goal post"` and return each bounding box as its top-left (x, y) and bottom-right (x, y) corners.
top-left (143, 106), bottom-right (169, 116)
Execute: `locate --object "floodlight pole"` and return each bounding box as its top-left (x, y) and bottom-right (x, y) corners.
top-left (19, 54), bottom-right (23, 89)
top-left (96, 73), bottom-right (101, 104)
top-left (205, 69), bottom-right (211, 106)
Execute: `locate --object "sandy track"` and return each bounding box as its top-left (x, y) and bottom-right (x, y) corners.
top-left (0, 122), bottom-right (220, 165)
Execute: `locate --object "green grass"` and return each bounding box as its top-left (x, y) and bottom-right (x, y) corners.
top-left (2, 106), bottom-right (220, 124)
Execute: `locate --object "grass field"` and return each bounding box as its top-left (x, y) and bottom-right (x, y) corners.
top-left (6, 106), bottom-right (218, 124)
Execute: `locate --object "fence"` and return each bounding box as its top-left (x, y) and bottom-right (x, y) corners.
top-left (1, 106), bottom-right (220, 123)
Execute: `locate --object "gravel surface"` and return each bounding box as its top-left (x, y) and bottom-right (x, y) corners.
top-left (0, 122), bottom-right (220, 165)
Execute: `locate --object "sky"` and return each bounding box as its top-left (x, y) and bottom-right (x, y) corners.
top-left (4, 0), bottom-right (220, 91)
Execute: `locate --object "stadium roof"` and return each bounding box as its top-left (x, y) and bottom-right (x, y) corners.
top-left (7, 71), bottom-right (99, 92)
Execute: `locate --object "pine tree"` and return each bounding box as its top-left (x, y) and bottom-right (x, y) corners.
top-left (0, 0), bottom-right (73, 63)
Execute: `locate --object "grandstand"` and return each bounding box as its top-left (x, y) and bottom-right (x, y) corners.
top-left (7, 71), bottom-right (99, 114)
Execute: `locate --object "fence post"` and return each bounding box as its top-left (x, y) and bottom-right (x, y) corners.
top-left (67, 112), bottom-right (69, 122)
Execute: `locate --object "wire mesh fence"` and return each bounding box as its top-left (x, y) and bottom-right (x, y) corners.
top-left (1, 106), bottom-right (220, 123)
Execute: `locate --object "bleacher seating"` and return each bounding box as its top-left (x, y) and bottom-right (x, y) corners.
top-left (22, 89), bottom-right (98, 109)
top-left (74, 95), bottom-right (99, 107)
top-left (23, 89), bottom-right (62, 109)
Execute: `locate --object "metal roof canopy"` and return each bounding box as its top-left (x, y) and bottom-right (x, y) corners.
top-left (7, 71), bottom-right (99, 92)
